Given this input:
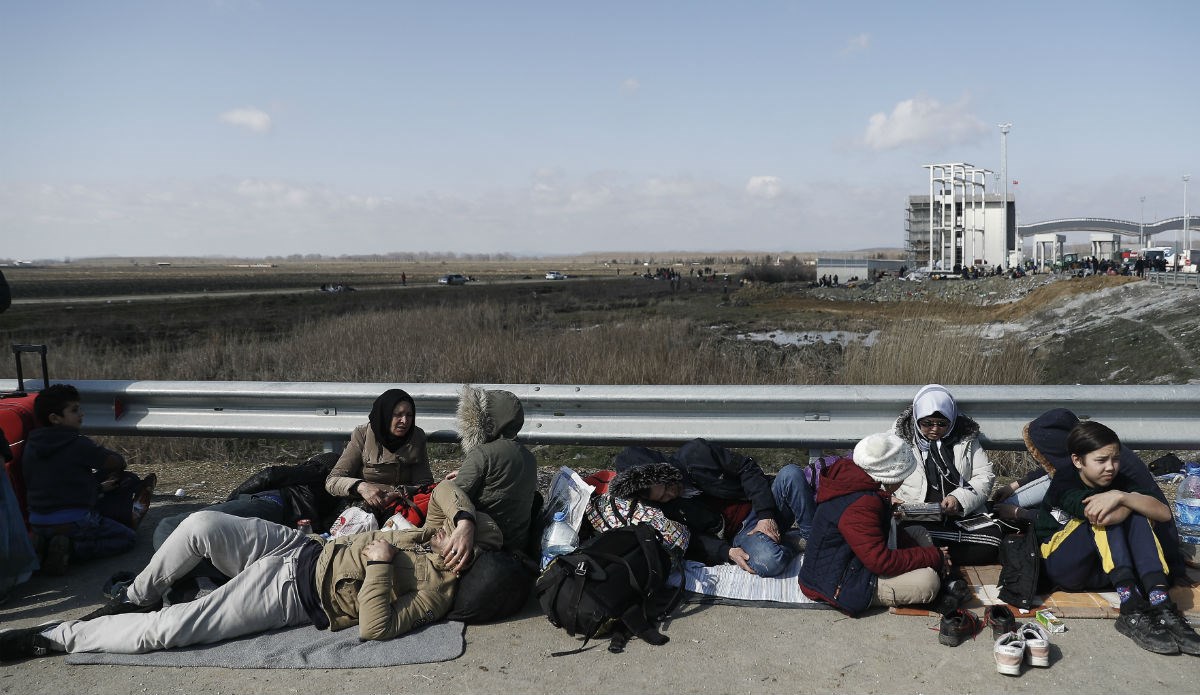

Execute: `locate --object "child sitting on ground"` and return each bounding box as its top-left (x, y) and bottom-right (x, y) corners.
top-left (1036, 420), bottom-right (1199, 656)
top-left (22, 384), bottom-right (156, 575)
top-left (799, 432), bottom-right (951, 616)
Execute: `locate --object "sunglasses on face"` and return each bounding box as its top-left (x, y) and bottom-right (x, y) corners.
top-left (917, 418), bottom-right (951, 430)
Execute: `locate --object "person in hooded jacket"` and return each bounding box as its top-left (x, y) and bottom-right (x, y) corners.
top-left (442, 384), bottom-right (538, 560)
top-left (326, 389), bottom-right (433, 513)
top-left (0, 481), bottom-right (503, 661)
top-left (892, 383), bottom-right (998, 565)
top-left (799, 432), bottom-right (949, 615)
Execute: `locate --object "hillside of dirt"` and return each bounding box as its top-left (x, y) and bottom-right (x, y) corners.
top-left (781, 272), bottom-right (1199, 385)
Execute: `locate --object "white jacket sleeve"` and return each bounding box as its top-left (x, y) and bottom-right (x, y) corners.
top-left (947, 439), bottom-right (994, 515)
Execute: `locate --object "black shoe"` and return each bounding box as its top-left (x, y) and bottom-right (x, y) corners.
top-left (0, 623), bottom-right (59, 662)
top-left (78, 571), bottom-right (161, 620)
top-left (40, 535), bottom-right (71, 576)
top-left (1154, 601), bottom-right (1200, 656)
top-left (930, 579), bottom-right (970, 616)
top-left (938, 608), bottom-right (982, 647)
top-left (1116, 602), bottom-right (1180, 655)
top-left (102, 571), bottom-right (138, 601)
top-left (985, 604), bottom-right (1017, 640)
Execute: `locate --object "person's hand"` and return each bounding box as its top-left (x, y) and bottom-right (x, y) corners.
top-left (940, 496), bottom-right (963, 516)
top-left (990, 480), bottom-right (1020, 503)
top-left (440, 519), bottom-right (475, 573)
top-left (357, 482), bottom-right (393, 509)
top-left (382, 488), bottom-right (407, 508)
top-left (362, 539), bottom-right (397, 563)
top-left (746, 518), bottom-right (781, 543)
top-left (1083, 491), bottom-right (1129, 525)
top-left (729, 547), bottom-right (755, 574)
top-left (443, 469), bottom-right (459, 482)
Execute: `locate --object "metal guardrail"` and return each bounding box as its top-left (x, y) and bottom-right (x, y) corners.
top-left (1147, 271), bottom-right (1200, 288)
top-left (4, 380), bottom-right (1200, 451)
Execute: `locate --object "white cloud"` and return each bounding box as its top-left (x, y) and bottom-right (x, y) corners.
top-left (862, 94), bottom-right (987, 151)
top-left (219, 107), bottom-right (272, 133)
top-left (842, 33), bottom-right (870, 55)
top-left (745, 176), bottom-right (782, 199)
top-left (621, 78), bottom-right (640, 94)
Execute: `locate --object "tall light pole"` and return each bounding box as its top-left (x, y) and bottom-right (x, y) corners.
top-left (1185, 175), bottom-right (1192, 253)
top-left (998, 123), bottom-right (1012, 262)
top-left (1140, 195), bottom-right (1146, 248)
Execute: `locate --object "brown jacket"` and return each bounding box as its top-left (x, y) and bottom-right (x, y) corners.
top-left (325, 423), bottom-right (432, 499)
top-left (313, 482), bottom-right (502, 639)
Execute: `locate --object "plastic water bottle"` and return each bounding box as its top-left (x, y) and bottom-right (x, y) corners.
top-left (1176, 463), bottom-right (1200, 549)
top-left (540, 511), bottom-right (579, 570)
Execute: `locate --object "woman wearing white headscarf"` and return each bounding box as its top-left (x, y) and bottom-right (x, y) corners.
top-left (893, 384), bottom-right (999, 564)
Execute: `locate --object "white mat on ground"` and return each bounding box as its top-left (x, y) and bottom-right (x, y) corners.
top-left (66, 620), bottom-right (464, 668)
top-left (668, 555), bottom-right (826, 607)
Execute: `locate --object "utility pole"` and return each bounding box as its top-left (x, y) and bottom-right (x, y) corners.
top-left (998, 123), bottom-right (1012, 259)
top-left (1140, 196), bottom-right (1146, 248)
top-left (1185, 175), bottom-right (1192, 253)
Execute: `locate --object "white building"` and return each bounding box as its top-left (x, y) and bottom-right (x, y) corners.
top-left (905, 162), bottom-right (1017, 271)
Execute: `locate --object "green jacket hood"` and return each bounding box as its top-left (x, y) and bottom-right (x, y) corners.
top-left (456, 385), bottom-right (525, 453)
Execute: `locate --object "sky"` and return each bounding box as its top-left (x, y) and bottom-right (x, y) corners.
top-left (2, 1), bottom-right (1199, 260)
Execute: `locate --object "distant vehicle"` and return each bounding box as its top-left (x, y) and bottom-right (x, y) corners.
top-left (545, 271), bottom-right (566, 280)
top-left (1179, 249), bottom-right (1200, 273)
top-left (438, 274), bottom-right (469, 285)
top-left (1141, 247), bottom-right (1173, 269)
top-left (903, 265), bottom-right (956, 281)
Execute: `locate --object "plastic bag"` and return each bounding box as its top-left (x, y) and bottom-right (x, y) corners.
top-left (381, 512), bottom-right (416, 531)
top-left (328, 505), bottom-right (380, 538)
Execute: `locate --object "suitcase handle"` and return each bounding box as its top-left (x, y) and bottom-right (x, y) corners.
top-left (12, 344), bottom-right (49, 393)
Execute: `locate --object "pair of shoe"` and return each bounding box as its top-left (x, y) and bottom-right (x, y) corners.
top-left (994, 621), bottom-right (1051, 675)
top-left (33, 533), bottom-right (72, 576)
top-left (1116, 598), bottom-right (1200, 656)
top-left (0, 622), bottom-right (60, 662)
top-left (938, 608), bottom-right (982, 646)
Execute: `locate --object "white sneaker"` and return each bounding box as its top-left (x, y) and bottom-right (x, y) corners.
top-left (994, 631), bottom-right (1025, 676)
top-left (1019, 621), bottom-right (1051, 667)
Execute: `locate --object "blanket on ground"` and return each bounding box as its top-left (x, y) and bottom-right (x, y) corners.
top-left (669, 556), bottom-right (830, 608)
top-left (66, 620), bottom-right (464, 668)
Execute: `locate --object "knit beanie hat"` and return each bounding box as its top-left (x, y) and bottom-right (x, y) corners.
top-left (1022, 408), bottom-right (1080, 475)
top-left (852, 432), bottom-right (917, 484)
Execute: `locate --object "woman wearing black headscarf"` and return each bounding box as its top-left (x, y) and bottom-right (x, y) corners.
top-left (325, 389), bottom-right (432, 510)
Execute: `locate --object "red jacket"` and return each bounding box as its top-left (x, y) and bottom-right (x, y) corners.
top-left (799, 458), bottom-right (942, 607)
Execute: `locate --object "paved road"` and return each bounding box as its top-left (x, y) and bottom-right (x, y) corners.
top-left (7, 276), bottom-right (600, 308)
top-left (2, 497), bottom-right (1197, 694)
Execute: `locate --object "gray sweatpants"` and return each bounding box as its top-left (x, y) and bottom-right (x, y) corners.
top-left (47, 511), bottom-right (313, 654)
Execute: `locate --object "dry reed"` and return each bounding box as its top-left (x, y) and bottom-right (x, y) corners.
top-left (28, 296), bottom-right (1042, 475)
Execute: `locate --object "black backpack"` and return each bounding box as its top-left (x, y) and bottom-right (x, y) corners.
top-left (535, 523), bottom-right (681, 655)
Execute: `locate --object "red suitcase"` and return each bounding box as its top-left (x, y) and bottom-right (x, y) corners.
top-left (1, 345), bottom-right (49, 526)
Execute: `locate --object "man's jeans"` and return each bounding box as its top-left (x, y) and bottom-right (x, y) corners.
top-left (732, 464), bottom-right (815, 577)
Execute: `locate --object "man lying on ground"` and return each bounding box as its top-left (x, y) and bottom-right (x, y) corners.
top-left (0, 483), bottom-right (501, 660)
